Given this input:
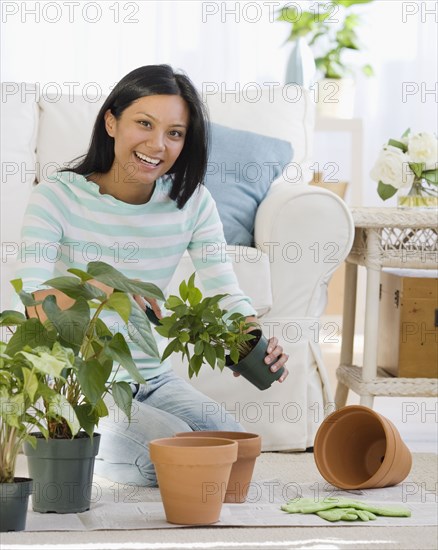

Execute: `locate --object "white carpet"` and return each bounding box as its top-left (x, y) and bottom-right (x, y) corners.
top-left (3, 452), bottom-right (437, 549)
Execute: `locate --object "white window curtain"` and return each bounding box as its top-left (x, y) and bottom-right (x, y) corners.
top-left (1, 0), bottom-right (437, 205)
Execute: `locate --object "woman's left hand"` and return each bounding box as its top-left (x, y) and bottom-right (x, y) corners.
top-left (265, 336), bottom-right (289, 383)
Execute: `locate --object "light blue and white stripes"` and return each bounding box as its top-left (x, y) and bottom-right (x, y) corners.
top-left (15, 171), bottom-right (256, 380)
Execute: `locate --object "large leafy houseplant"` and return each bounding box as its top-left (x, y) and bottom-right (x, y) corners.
top-left (1, 261), bottom-right (164, 439)
top-left (150, 274), bottom-right (284, 390)
top-left (0, 344), bottom-right (67, 481)
top-left (0, 261), bottom-right (164, 513)
top-left (0, 342), bottom-right (68, 530)
top-left (278, 0), bottom-right (374, 79)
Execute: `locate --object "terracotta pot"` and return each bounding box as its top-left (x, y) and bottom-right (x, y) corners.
top-left (314, 405), bottom-right (412, 490)
top-left (175, 431), bottom-right (262, 503)
top-left (149, 437), bottom-right (238, 525)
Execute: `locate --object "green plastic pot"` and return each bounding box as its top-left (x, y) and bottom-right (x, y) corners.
top-left (0, 478), bottom-right (33, 532)
top-left (24, 433), bottom-right (100, 513)
top-left (225, 329), bottom-right (284, 390)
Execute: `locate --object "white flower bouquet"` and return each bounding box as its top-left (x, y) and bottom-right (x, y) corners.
top-left (371, 129), bottom-right (438, 205)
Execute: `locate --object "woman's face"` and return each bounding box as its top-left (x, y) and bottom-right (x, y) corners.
top-left (104, 94), bottom-right (189, 186)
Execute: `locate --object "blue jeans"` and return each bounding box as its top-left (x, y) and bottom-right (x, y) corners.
top-left (94, 370), bottom-right (244, 486)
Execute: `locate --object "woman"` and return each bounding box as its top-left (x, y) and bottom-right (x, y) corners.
top-left (20, 65), bottom-right (289, 486)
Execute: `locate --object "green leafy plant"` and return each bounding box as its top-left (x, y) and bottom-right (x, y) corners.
top-left (0, 261), bottom-right (164, 440)
top-left (278, 0), bottom-right (374, 79)
top-left (153, 274), bottom-right (258, 379)
top-left (0, 343), bottom-right (67, 482)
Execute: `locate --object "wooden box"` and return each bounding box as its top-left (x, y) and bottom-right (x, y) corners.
top-left (378, 270), bottom-right (438, 378)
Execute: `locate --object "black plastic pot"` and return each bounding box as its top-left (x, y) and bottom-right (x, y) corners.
top-left (0, 478), bottom-right (33, 532)
top-left (23, 433), bottom-right (100, 513)
top-left (226, 329), bottom-right (284, 390)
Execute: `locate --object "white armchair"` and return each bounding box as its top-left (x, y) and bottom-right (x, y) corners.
top-left (0, 82), bottom-right (354, 450)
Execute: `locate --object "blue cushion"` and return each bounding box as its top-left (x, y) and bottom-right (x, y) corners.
top-left (204, 123), bottom-right (293, 246)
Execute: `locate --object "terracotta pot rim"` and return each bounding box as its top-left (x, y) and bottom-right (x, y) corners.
top-left (174, 431), bottom-right (261, 441)
top-left (150, 437), bottom-right (238, 448)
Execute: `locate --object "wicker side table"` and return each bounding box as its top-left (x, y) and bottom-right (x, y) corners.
top-left (334, 207), bottom-right (438, 408)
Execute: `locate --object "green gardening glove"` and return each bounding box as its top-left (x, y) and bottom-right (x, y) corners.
top-left (317, 508), bottom-right (377, 522)
top-left (281, 497), bottom-right (411, 522)
top-left (281, 497), bottom-right (342, 514)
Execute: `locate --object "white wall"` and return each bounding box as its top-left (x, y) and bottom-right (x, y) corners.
top-left (1, 1), bottom-right (436, 207)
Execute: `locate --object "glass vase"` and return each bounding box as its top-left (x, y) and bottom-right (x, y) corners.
top-left (397, 177), bottom-right (438, 208)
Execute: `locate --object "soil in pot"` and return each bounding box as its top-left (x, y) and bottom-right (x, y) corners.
top-left (226, 329), bottom-right (284, 390)
top-left (23, 433), bottom-right (100, 513)
top-left (0, 478), bottom-right (33, 532)
top-left (149, 437), bottom-right (238, 525)
top-left (314, 405), bottom-right (412, 490)
top-left (175, 431), bottom-right (262, 503)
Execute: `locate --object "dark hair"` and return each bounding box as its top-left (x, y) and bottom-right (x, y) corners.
top-left (66, 65), bottom-right (209, 208)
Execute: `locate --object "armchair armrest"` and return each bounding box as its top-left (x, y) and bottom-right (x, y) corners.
top-left (255, 182), bottom-right (354, 319)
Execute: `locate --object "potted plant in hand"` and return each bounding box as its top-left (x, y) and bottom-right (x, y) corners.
top-left (148, 273), bottom-right (284, 390)
top-left (1, 261), bottom-right (164, 513)
top-left (0, 338), bottom-right (67, 531)
top-left (278, 0), bottom-right (374, 118)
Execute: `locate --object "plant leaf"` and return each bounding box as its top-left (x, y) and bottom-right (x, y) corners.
top-left (127, 297), bottom-right (160, 358)
top-left (19, 350), bottom-right (67, 378)
top-left (42, 276), bottom-right (107, 301)
top-left (179, 280), bottom-right (188, 301)
top-left (362, 64), bottom-right (374, 77)
top-left (105, 292), bottom-right (132, 323)
top-left (42, 295), bottom-right (90, 348)
top-left (188, 287), bottom-right (202, 307)
top-left (194, 340), bottom-right (204, 356)
top-left (335, 0), bottom-right (374, 6)
top-left (204, 343), bottom-right (217, 369)
top-left (6, 319), bottom-right (55, 355)
top-left (377, 181), bottom-right (398, 200)
top-left (408, 162), bottom-right (424, 179)
top-left (107, 333), bottom-right (145, 384)
top-left (67, 268), bottom-right (94, 282)
top-left (40, 387), bottom-right (80, 436)
top-left (112, 381), bottom-right (133, 421)
top-left (188, 354), bottom-right (203, 378)
top-left (230, 348), bottom-right (240, 364)
top-left (76, 357), bottom-right (112, 406)
top-left (161, 338), bottom-right (180, 362)
top-left (422, 169), bottom-right (438, 185)
top-left (388, 139), bottom-right (408, 152)
top-left (0, 310), bottom-right (27, 327)
top-left (86, 261), bottom-right (164, 300)
top-left (74, 404), bottom-right (99, 438)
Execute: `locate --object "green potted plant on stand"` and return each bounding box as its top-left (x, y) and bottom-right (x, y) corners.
top-left (0, 338), bottom-right (68, 531)
top-left (1, 261), bottom-right (164, 514)
top-left (278, 0), bottom-right (374, 118)
top-left (147, 273), bottom-right (284, 390)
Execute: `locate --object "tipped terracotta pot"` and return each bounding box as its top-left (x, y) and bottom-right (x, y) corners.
top-left (314, 405), bottom-right (412, 490)
top-left (175, 431), bottom-right (262, 503)
top-left (149, 437), bottom-right (237, 525)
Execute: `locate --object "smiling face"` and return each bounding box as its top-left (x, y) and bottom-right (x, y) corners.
top-left (103, 94), bottom-right (189, 195)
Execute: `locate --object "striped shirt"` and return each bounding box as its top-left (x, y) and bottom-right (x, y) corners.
top-left (16, 171), bottom-right (256, 380)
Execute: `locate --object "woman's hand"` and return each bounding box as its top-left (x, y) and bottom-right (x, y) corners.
top-left (233, 316), bottom-right (289, 383)
top-left (133, 295), bottom-right (163, 320)
top-left (264, 336), bottom-right (289, 383)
